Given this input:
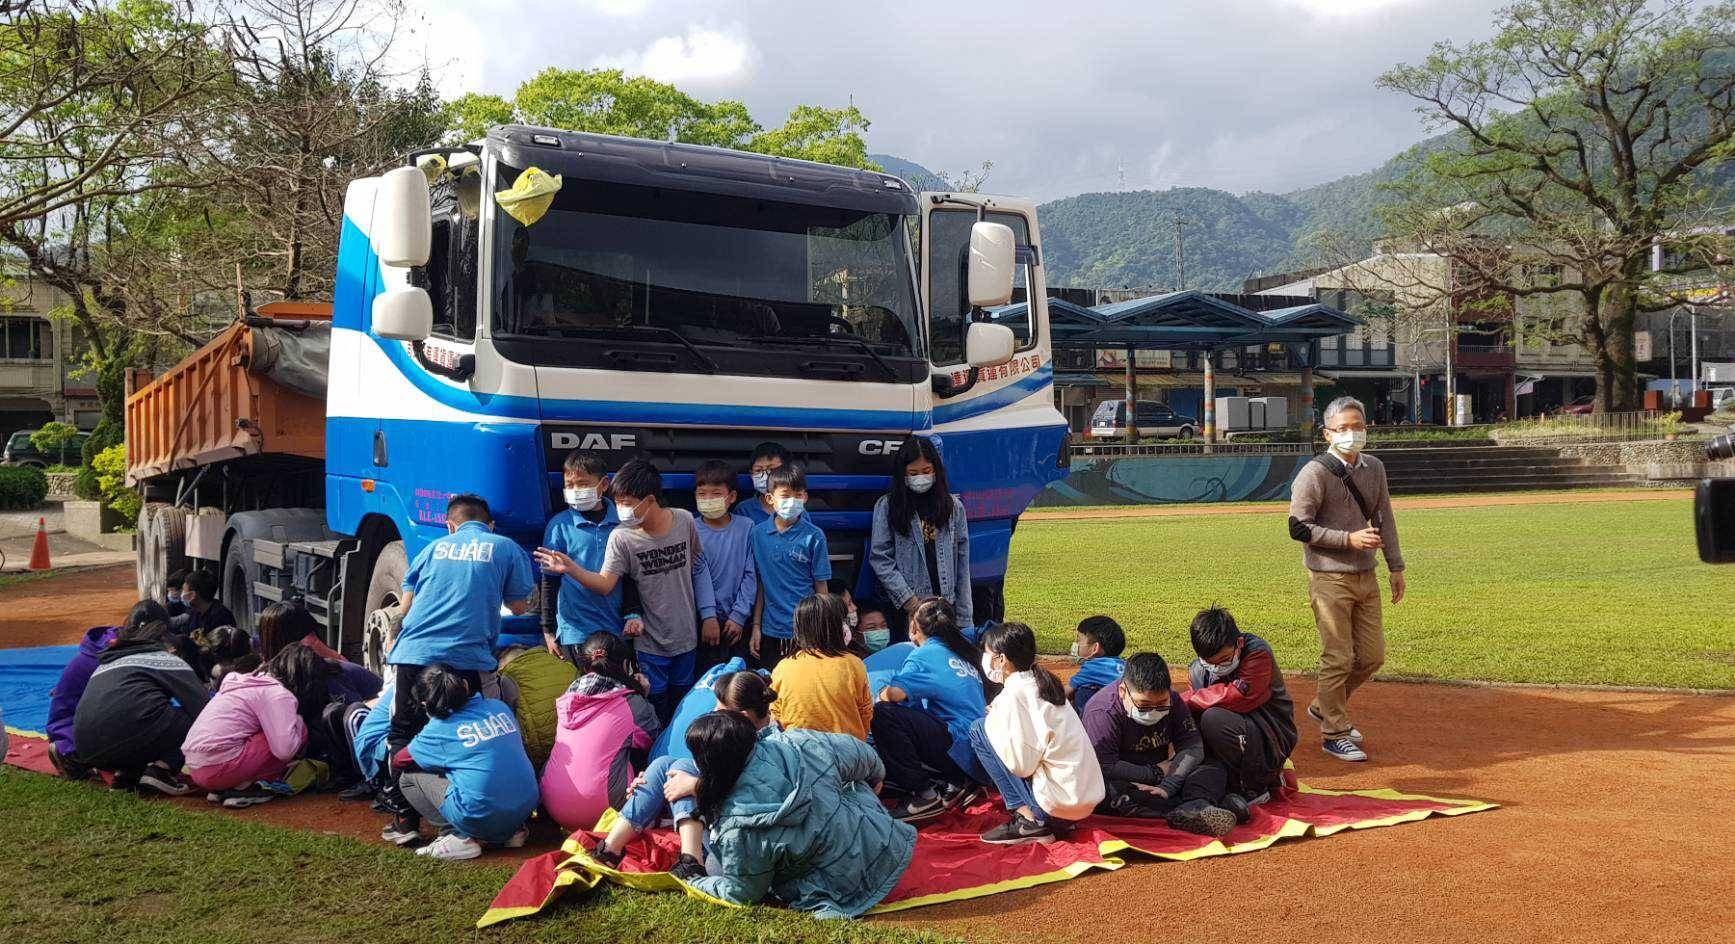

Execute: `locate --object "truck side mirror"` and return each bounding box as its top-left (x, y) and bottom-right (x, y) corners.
top-left (965, 321), bottom-right (1015, 369)
top-left (967, 221), bottom-right (1016, 308)
top-left (373, 287), bottom-right (432, 341)
top-left (376, 166), bottom-right (432, 268)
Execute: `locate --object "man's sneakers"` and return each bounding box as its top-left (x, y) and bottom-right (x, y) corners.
top-left (939, 781), bottom-right (983, 813)
top-left (497, 826), bottom-right (529, 849)
top-left (1307, 704), bottom-right (1364, 742)
top-left (980, 811), bottom-right (1054, 845)
top-left (218, 784), bottom-right (280, 809)
top-left (1323, 736), bottom-right (1369, 762)
top-left (1164, 800), bottom-right (1237, 838)
top-left (339, 779), bottom-right (377, 802)
top-left (380, 813), bottom-right (422, 846)
top-left (138, 764), bottom-right (195, 796)
top-left (669, 853), bottom-right (705, 882)
top-left (1219, 792), bottom-right (1253, 825)
top-left (890, 788), bottom-right (951, 824)
top-left (416, 833), bottom-right (483, 861)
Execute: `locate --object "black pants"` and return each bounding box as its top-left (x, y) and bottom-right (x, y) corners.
top-left (751, 635), bottom-right (794, 674)
top-left (308, 701), bottom-right (363, 784)
top-left (1105, 758), bottom-right (1230, 814)
top-left (386, 665), bottom-right (484, 754)
top-left (870, 702), bottom-right (969, 795)
top-left (1199, 707), bottom-right (1276, 797)
top-left (86, 708), bottom-right (194, 783)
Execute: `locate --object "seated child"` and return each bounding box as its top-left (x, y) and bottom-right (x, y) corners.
top-left (45, 624), bottom-right (119, 780)
top-left (972, 621), bottom-right (1105, 845)
top-left (1065, 615), bottom-right (1126, 714)
top-left (872, 597), bottom-right (988, 822)
top-left (1082, 652), bottom-right (1241, 836)
top-left (164, 567), bottom-right (189, 619)
top-left (496, 644), bottom-right (578, 770)
top-left (72, 602), bottom-right (210, 795)
top-left (181, 649), bottom-right (311, 804)
top-left (857, 600), bottom-right (892, 654)
top-left (540, 637), bottom-right (663, 833)
top-left (769, 594), bottom-right (872, 740)
top-left (570, 630), bottom-right (661, 749)
top-left (590, 670), bottom-right (779, 880)
top-left (748, 463), bottom-right (831, 672)
top-left (1180, 608), bottom-right (1298, 806)
top-left (391, 665), bottom-right (540, 860)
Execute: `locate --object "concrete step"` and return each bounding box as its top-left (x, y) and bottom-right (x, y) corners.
top-left (1384, 462), bottom-right (1635, 479)
top-left (1389, 474), bottom-right (1644, 494)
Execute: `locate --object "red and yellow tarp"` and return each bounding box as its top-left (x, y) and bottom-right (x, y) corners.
top-left (478, 780), bottom-right (1496, 928)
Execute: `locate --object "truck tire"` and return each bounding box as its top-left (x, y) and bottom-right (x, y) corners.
top-left (360, 540), bottom-right (406, 674)
top-left (136, 503), bottom-right (188, 602)
top-left (222, 546), bottom-right (254, 637)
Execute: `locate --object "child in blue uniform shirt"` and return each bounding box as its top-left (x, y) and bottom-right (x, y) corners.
top-left (693, 460), bottom-right (757, 670)
top-left (394, 666), bottom-right (540, 860)
top-left (872, 598), bottom-right (988, 822)
top-left (749, 463), bottom-right (831, 672)
top-left (382, 494), bottom-right (534, 841)
top-left (540, 451), bottom-right (634, 663)
top-left (1066, 615), bottom-right (1127, 714)
top-left (733, 441), bottom-right (788, 525)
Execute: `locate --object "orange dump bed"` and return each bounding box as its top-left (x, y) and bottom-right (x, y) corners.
top-left (125, 302), bottom-right (331, 486)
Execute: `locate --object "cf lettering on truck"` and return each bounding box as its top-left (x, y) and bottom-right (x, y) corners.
top-left (124, 127), bottom-right (1071, 669)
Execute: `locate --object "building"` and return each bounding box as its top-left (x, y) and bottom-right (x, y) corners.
top-left (0, 272), bottom-right (101, 442)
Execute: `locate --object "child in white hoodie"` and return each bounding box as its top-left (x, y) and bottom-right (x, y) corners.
top-left (970, 621), bottom-right (1105, 845)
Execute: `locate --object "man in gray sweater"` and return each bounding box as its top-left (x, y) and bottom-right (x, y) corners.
top-left (1286, 396), bottom-right (1405, 762)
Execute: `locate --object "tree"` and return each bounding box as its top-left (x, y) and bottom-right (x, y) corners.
top-left (444, 68), bottom-right (880, 171)
top-left (1378, 0), bottom-right (1735, 411)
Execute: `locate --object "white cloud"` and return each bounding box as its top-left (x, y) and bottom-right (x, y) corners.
top-left (595, 0), bottom-right (651, 15)
top-left (596, 26), bottom-right (755, 86)
top-left (1286, 0), bottom-right (1414, 14)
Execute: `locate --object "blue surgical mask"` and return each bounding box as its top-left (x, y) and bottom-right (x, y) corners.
top-left (906, 473), bottom-right (936, 494)
top-left (774, 496), bottom-right (805, 520)
top-left (165, 592), bottom-right (180, 605)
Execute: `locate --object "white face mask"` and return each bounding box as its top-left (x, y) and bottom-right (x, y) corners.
top-left (1125, 694), bottom-right (1170, 726)
top-left (774, 496), bottom-right (805, 520)
top-left (616, 501), bottom-right (641, 527)
top-left (1329, 428), bottom-right (1367, 456)
top-left (165, 592), bottom-right (181, 605)
top-left (1070, 640), bottom-right (1097, 660)
top-left (1204, 652), bottom-right (1241, 679)
top-left (564, 486), bottom-right (600, 511)
top-left (751, 471), bottom-right (771, 494)
top-left (906, 473), bottom-right (936, 494)
top-left (980, 651), bottom-right (1007, 685)
top-left (695, 496), bottom-right (730, 520)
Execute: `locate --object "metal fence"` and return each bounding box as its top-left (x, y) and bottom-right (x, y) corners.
top-left (1073, 441), bottom-right (1315, 457)
top-left (1498, 410), bottom-right (1682, 443)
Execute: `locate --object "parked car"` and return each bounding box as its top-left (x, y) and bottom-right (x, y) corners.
top-left (1560, 394), bottom-right (1595, 415)
top-left (1089, 399), bottom-right (1197, 440)
top-left (2, 428), bottom-right (91, 468)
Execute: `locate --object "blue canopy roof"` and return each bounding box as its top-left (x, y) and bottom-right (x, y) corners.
top-left (989, 291), bottom-right (1362, 351)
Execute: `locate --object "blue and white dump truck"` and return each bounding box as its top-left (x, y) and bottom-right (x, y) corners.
top-left (126, 125), bottom-right (1070, 667)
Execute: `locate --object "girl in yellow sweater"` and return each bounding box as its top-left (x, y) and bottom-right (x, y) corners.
top-left (769, 594), bottom-right (873, 740)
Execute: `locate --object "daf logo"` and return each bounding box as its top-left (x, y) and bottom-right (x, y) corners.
top-left (858, 439), bottom-right (904, 456)
top-left (551, 432), bottom-right (638, 451)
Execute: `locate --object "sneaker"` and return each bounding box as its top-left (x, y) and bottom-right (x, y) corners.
top-left (890, 788), bottom-right (950, 824)
top-left (205, 792), bottom-right (223, 804)
top-left (1165, 800), bottom-right (1237, 838)
top-left (1105, 792), bottom-right (1163, 820)
top-left (415, 833), bottom-right (483, 861)
top-left (139, 766), bottom-right (195, 796)
top-left (669, 853), bottom-right (705, 882)
top-left (381, 814), bottom-right (422, 846)
top-left (980, 811), bottom-right (1054, 845)
top-left (941, 781), bottom-right (984, 812)
top-left (220, 784), bottom-right (279, 809)
top-left (48, 747), bottom-right (94, 781)
top-left (588, 845), bottom-right (624, 870)
top-left (340, 780), bottom-right (377, 802)
top-left (1307, 705), bottom-right (1363, 742)
top-left (1244, 789), bottom-right (1272, 807)
top-left (1323, 736), bottom-right (1369, 762)
top-left (498, 826), bottom-right (529, 849)
top-left (1219, 793), bottom-right (1252, 825)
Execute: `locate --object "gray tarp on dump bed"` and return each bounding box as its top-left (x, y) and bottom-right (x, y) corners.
top-left (248, 321), bottom-right (331, 400)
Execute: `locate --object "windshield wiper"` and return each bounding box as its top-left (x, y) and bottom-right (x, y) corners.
top-left (519, 322), bottom-right (717, 374)
top-left (749, 334), bottom-right (900, 381)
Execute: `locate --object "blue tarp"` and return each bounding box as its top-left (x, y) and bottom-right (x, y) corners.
top-left (0, 644), bottom-right (77, 735)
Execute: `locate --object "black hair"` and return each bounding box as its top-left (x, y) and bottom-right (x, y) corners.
top-left (266, 643), bottom-right (334, 719)
top-left (886, 437), bottom-right (953, 537)
top-left (856, 599), bottom-right (888, 620)
top-left (446, 493), bottom-right (492, 525)
top-left (211, 654), bottom-right (262, 687)
top-left (694, 459), bottom-right (736, 492)
top-left (981, 621), bottom-right (1065, 706)
top-left (712, 670), bottom-right (776, 722)
top-left (563, 450), bottom-right (609, 477)
top-left (1122, 652), bottom-right (1170, 694)
top-left (765, 462), bottom-right (807, 494)
top-left (116, 600), bottom-right (172, 645)
top-left (578, 630), bottom-right (642, 692)
top-left (791, 593), bottom-right (847, 657)
top-left (689, 710), bottom-right (760, 823)
top-left (255, 601), bottom-right (320, 661)
top-left (1076, 615), bottom-right (1126, 658)
top-left (184, 569), bottom-right (219, 600)
top-left (611, 459), bottom-right (662, 501)
top-left (198, 625), bottom-right (253, 663)
top-left (749, 442), bottom-right (790, 466)
top-left (912, 597), bottom-right (982, 683)
top-left (414, 664), bottom-right (473, 720)
top-left (1190, 606), bottom-right (1242, 659)
top-left (165, 568), bottom-right (189, 592)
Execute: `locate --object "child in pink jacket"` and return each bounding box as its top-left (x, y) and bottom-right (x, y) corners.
top-left (540, 671), bottom-right (658, 833)
top-left (182, 670), bottom-right (307, 798)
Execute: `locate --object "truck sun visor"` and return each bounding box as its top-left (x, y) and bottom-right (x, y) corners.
top-left (495, 166), bottom-right (562, 226)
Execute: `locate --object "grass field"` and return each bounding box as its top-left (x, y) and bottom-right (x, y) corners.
top-left (0, 773), bottom-right (949, 944)
top-left (1006, 495), bottom-right (1735, 690)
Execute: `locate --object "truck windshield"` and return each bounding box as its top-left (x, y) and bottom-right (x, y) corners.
top-left (490, 164), bottom-right (924, 382)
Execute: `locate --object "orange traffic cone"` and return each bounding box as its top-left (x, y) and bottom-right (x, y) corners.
top-left (27, 516), bottom-right (51, 571)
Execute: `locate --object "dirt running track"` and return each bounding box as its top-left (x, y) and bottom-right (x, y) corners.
top-left (6, 564), bottom-right (1735, 944)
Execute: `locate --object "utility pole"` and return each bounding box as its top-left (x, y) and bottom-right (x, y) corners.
top-left (1172, 213), bottom-right (1189, 291)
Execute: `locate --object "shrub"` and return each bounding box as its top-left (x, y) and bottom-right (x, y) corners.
top-left (73, 464), bottom-right (101, 501)
top-left (29, 422), bottom-right (80, 463)
top-left (92, 444), bottom-right (141, 523)
top-left (0, 466), bottom-right (48, 510)
top-left (81, 417), bottom-right (121, 468)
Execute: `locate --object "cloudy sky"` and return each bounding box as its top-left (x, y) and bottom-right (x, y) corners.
top-left (411, 0), bottom-right (1510, 202)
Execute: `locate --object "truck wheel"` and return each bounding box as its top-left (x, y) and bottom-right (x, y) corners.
top-left (361, 540), bottom-right (406, 674)
top-left (136, 503), bottom-right (188, 602)
top-left (221, 544), bottom-right (254, 637)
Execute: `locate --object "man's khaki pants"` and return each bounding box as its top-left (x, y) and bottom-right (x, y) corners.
top-left (1306, 569), bottom-right (1384, 737)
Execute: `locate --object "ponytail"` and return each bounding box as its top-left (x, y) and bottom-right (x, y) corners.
top-left (913, 597), bottom-right (981, 680)
top-left (712, 671), bottom-right (776, 724)
top-left (981, 621), bottom-right (1065, 706)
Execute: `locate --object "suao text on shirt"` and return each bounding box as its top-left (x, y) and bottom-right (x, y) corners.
top-left (434, 539), bottom-right (496, 563)
top-left (457, 712), bottom-right (520, 747)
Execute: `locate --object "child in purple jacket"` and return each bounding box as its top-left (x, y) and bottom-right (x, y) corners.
top-left (45, 624), bottom-right (119, 779)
